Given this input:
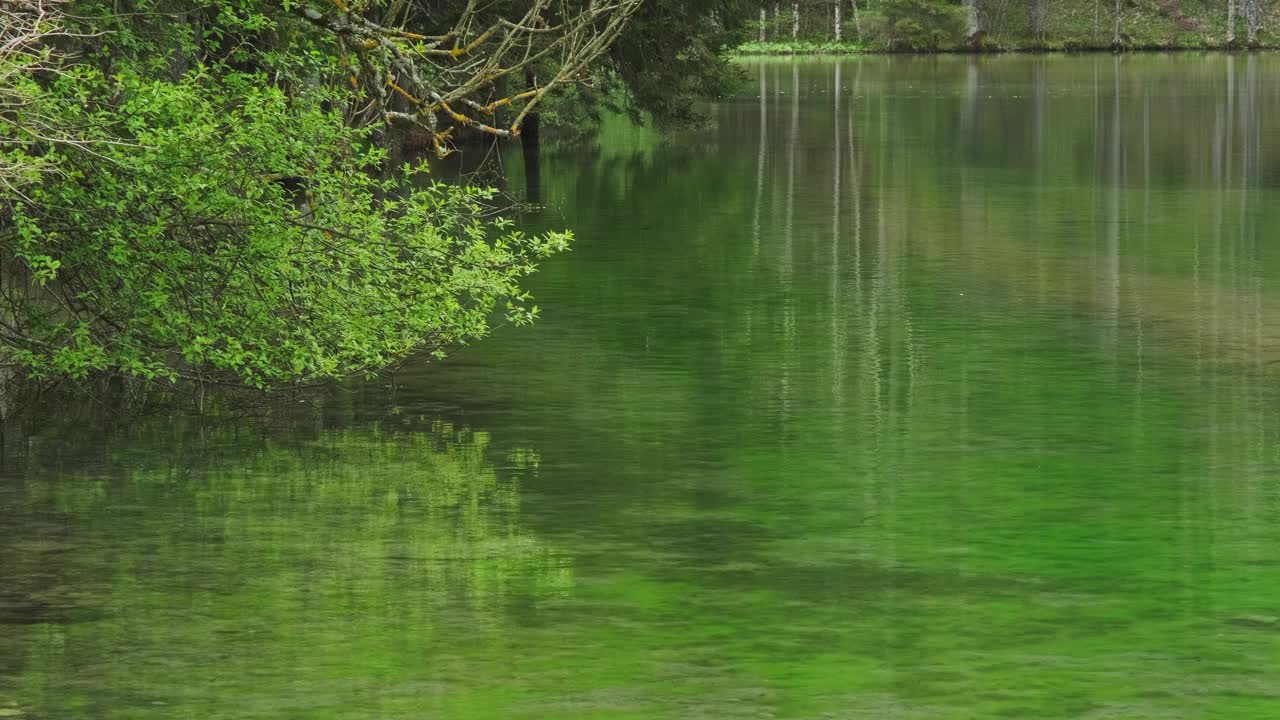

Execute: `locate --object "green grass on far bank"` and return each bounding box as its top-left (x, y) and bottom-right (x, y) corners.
top-left (736, 40), bottom-right (868, 55)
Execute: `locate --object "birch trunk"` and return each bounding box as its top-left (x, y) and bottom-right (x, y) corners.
top-left (1112, 0), bottom-right (1122, 47)
top-left (1029, 0), bottom-right (1048, 42)
top-left (1245, 0), bottom-right (1260, 45)
top-left (760, 6), bottom-right (767, 42)
top-left (835, 0), bottom-right (842, 41)
top-left (1228, 0), bottom-right (1236, 45)
top-left (792, 2), bottom-right (800, 39)
top-left (851, 0), bottom-right (863, 41)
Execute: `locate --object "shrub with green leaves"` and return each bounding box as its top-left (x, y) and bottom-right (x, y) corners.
top-left (867, 0), bottom-right (967, 50)
top-left (734, 40), bottom-right (868, 55)
top-left (4, 69), bottom-right (570, 389)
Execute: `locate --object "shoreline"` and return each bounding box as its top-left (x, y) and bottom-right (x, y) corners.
top-left (732, 45), bottom-right (1279, 57)
top-left (737, 46), bottom-right (1274, 56)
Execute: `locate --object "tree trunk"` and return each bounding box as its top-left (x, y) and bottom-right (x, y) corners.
top-left (1228, 0), bottom-right (1236, 45)
top-left (792, 2), bottom-right (800, 39)
top-left (851, 0), bottom-right (863, 41)
top-left (1245, 0), bottom-right (1260, 45)
top-left (760, 6), bottom-right (767, 42)
top-left (964, 0), bottom-right (980, 37)
top-left (1112, 0), bottom-right (1122, 47)
top-left (835, 0), bottom-right (842, 41)
top-left (1029, 0), bottom-right (1048, 42)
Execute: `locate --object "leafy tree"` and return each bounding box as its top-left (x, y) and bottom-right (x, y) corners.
top-left (604, 0), bottom-right (755, 128)
top-left (10, 70), bottom-right (572, 388)
top-left (0, 0), bottom-right (641, 390)
top-left (870, 0), bottom-right (968, 50)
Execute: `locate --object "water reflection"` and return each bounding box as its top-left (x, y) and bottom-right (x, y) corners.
top-left (456, 54), bottom-right (1280, 716)
top-left (5, 55), bottom-right (1280, 719)
top-left (0, 415), bottom-right (567, 716)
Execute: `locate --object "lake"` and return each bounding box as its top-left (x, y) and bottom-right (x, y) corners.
top-left (4, 53), bottom-right (1280, 718)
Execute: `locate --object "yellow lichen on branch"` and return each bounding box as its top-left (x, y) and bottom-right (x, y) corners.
top-left (430, 127), bottom-right (456, 157)
top-left (438, 100), bottom-right (474, 127)
top-left (293, 0), bottom-right (642, 151)
top-left (387, 79), bottom-right (420, 106)
top-left (482, 88), bottom-right (538, 114)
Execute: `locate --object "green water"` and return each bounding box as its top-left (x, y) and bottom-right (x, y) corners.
top-left (5, 54), bottom-right (1280, 718)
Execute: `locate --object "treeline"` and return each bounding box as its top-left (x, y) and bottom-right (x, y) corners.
top-left (741, 0), bottom-right (1276, 50)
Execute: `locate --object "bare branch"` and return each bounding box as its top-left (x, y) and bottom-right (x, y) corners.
top-left (294, 0), bottom-right (642, 154)
top-left (1, 0), bottom-right (113, 196)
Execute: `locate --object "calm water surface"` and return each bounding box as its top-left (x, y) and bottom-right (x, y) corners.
top-left (4, 54), bottom-right (1280, 718)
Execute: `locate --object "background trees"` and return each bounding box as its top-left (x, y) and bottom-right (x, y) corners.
top-left (604, 0), bottom-right (753, 129)
top-left (742, 0), bottom-right (1275, 49)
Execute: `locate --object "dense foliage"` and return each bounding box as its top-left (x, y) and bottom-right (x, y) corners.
top-left (0, 0), bottom-right (643, 390)
top-left (11, 71), bottom-right (569, 388)
top-left (873, 0), bottom-right (968, 50)
top-left (605, 0), bottom-right (754, 128)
